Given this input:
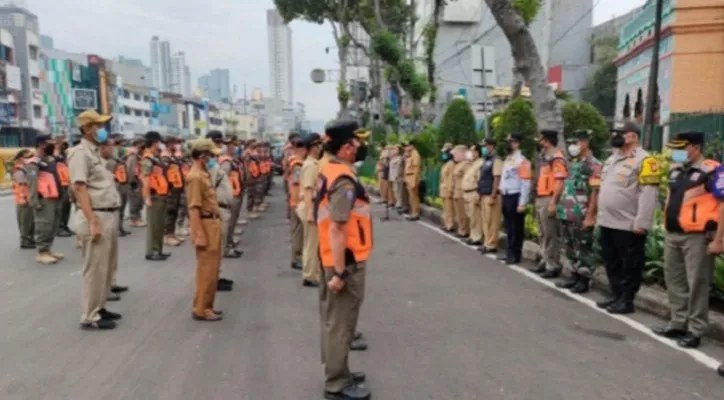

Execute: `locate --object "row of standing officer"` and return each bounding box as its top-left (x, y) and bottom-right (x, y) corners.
top-left (375, 142), bottom-right (423, 221)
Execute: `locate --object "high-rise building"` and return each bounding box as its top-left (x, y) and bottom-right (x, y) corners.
top-left (198, 68), bottom-right (231, 102)
top-left (169, 51), bottom-right (188, 96)
top-left (0, 1), bottom-right (45, 129)
top-left (267, 9), bottom-right (293, 111)
top-left (39, 34), bottom-right (52, 49)
top-left (184, 65), bottom-right (191, 98)
top-left (149, 35), bottom-right (171, 91)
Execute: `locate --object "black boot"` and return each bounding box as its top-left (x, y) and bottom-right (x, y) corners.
top-left (596, 294), bottom-right (620, 309)
top-left (717, 364), bottom-right (724, 377)
top-left (606, 297), bottom-right (634, 314)
top-left (570, 277), bottom-right (589, 294)
top-left (556, 274), bottom-right (579, 289)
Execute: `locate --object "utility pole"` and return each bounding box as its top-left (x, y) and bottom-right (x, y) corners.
top-left (472, 45), bottom-right (496, 139)
top-left (643, 0), bottom-right (664, 150)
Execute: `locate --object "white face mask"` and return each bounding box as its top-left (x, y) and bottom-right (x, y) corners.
top-left (353, 161), bottom-right (363, 168)
top-left (465, 151), bottom-right (473, 161)
top-left (568, 144), bottom-right (581, 157)
top-left (158, 143), bottom-right (166, 151)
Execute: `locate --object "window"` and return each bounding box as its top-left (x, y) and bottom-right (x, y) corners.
top-left (133, 94), bottom-right (141, 101)
top-left (31, 76), bottom-right (39, 89)
top-left (28, 45), bottom-right (38, 61)
top-left (143, 111), bottom-right (150, 117)
top-left (32, 105), bottom-right (42, 118)
top-left (134, 109), bottom-right (142, 117)
top-left (143, 96), bottom-right (149, 102)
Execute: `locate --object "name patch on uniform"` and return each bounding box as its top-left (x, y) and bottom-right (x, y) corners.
top-left (344, 189), bottom-right (355, 201)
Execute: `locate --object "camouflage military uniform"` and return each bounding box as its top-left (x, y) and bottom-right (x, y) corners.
top-left (556, 153), bottom-right (602, 277)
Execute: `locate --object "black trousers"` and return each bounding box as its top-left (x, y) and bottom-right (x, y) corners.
top-left (598, 226), bottom-right (647, 301)
top-left (502, 193), bottom-right (525, 261)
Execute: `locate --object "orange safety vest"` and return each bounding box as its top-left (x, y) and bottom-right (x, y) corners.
top-left (166, 162), bottom-right (184, 189)
top-left (143, 153), bottom-right (170, 196)
top-left (536, 151), bottom-right (567, 197)
top-left (315, 161), bottom-right (373, 268)
top-left (220, 156), bottom-right (242, 197)
top-left (665, 159), bottom-right (720, 233)
top-left (180, 162), bottom-right (190, 180)
top-left (12, 164), bottom-right (30, 205)
top-left (287, 158), bottom-right (303, 207)
top-left (261, 159), bottom-right (272, 174)
top-left (285, 156), bottom-right (301, 182)
top-left (248, 159), bottom-right (260, 178)
top-left (33, 158), bottom-right (60, 200)
top-left (114, 159), bottom-right (128, 184)
top-left (56, 160), bottom-right (70, 187)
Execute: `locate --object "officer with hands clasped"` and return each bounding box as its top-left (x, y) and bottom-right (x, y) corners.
top-left (315, 120), bottom-right (372, 400)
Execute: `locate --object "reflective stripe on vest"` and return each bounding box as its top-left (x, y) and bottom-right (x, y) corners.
top-left (665, 159), bottom-right (720, 233)
top-left (536, 152), bottom-right (566, 196)
top-left (56, 161), bottom-right (70, 187)
top-left (315, 161), bottom-right (373, 268)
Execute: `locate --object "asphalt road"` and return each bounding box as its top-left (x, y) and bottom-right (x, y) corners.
top-left (0, 186), bottom-right (723, 400)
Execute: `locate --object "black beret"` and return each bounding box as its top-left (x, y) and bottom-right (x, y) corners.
top-left (35, 134), bottom-right (52, 146)
top-left (539, 129), bottom-right (559, 142)
top-left (482, 137), bottom-right (496, 146)
top-left (206, 130), bottom-right (223, 141)
top-left (325, 120), bottom-right (360, 146)
top-left (507, 133), bottom-right (523, 142)
top-left (667, 131), bottom-right (706, 149)
top-left (300, 133), bottom-right (322, 148)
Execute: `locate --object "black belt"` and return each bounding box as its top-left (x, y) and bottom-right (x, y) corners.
top-left (200, 213), bottom-right (220, 219)
top-left (92, 207), bottom-right (120, 212)
top-left (464, 189), bottom-right (477, 193)
top-left (218, 204), bottom-right (231, 209)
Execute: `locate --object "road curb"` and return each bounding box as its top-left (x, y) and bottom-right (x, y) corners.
top-left (365, 184), bottom-right (724, 342)
top-left (0, 189), bottom-right (11, 197)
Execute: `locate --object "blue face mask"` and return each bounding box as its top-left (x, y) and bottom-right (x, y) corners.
top-left (671, 149), bottom-right (688, 163)
top-left (96, 127), bottom-right (109, 144)
top-left (206, 158), bottom-right (217, 170)
top-left (441, 153), bottom-right (450, 162)
top-left (481, 147), bottom-right (489, 158)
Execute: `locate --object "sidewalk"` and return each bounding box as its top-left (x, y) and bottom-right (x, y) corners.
top-left (365, 184), bottom-right (724, 343)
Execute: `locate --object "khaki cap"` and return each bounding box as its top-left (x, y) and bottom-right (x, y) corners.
top-left (76, 109), bottom-right (112, 128)
top-left (190, 138), bottom-right (221, 155)
top-left (453, 144), bottom-right (468, 151)
top-left (441, 142), bottom-right (453, 152)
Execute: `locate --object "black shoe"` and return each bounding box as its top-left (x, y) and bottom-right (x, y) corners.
top-left (466, 240), bottom-right (482, 246)
top-left (217, 282), bottom-right (233, 292)
top-left (350, 337), bottom-right (368, 351)
top-left (291, 261), bottom-right (302, 270)
top-left (119, 230), bottom-right (131, 237)
top-left (556, 275), bottom-right (579, 289)
top-left (717, 364), bottom-right (724, 377)
top-left (570, 278), bottom-right (589, 294)
top-left (606, 299), bottom-right (634, 315)
top-left (596, 295), bottom-right (620, 309)
top-left (528, 265), bottom-right (546, 273)
top-left (406, 216), bottom-right (420, 221)
top-left (677, 332), bottom-right (701, 348)
top-left (161, 252), bottom-right (171, 258)
top-left (324, 383), bottom-right (371, 400)
top-left (80, 319), bottom-right (116, 330)
top-left (353, 332), bottom-right (363, 341)
top-left (20, 243), bottom-right (36, 249)
top-left (496, 253), bottom-right (508, 261)
top-left (99, 308), bottom-right (122, 321)
top-left (505, 258), bottom-right (520, 265)
top-left (107, 294), bottom-right (121, 302)
top-left (111, 285), bottom-right (128, 294)
top-left (56, 230), bottom-right (72, 237)
top-left (219, 278), bottom-right (234, 285)
top-left (145, 254), bottom-right (166, 261)
top-left (652, 325), bottom-right (687, 339)
top-left (224, 250), bottom-right (242, 259)
top-left (540, 270), bottom-right (561, 279)
top-left (303, 280), bottom-right (319, 287)
top-left (351, 371), bottom-right (366, 384)
top-left (479, 247), bottom-right (495, 254)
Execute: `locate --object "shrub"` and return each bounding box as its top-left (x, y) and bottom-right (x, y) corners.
top-left (561, 101), bottom-right (609, 158)
top-left (494, 98), bottom-right (538, 160)
top-left (439, 98), bottom-right (477, 148)
top-left (411, 125), bottom-right (440, 163)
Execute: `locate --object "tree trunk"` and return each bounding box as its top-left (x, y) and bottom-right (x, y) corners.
top-left (409, 0), bottom-right (416, 58)
top-left (484, 0), bottom-right (563, 143)
top-left (330, 20), bottom-right (350, 117)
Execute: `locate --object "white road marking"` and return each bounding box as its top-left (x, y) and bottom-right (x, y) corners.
top-left (413, 217), bottom-right (722, 371)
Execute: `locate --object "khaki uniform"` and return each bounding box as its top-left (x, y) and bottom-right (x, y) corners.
top-left (480, 158), bottom-right (503, 250)
top-left (68, 139), bottom-right (122, 324)
top-left (297, 156), bottom-right (321, 283)
top-left (462, 157), bottom-right (484, 242)
top-left (211, 163), bottom-right (234, 253)
top-left (439, 160), bottom-right (456, 230)
top-left (105, 156), bottom-right (129, 233)
top-left (534, 150), bottom-right (568, 272)
top-left (404, 149), bottom-right (422, 217)
top-left (27, 155), bottom-right (62, 260)
top-left (186, 163), bottom-right (223, 318)
top-left (220, 156), bottom-right (244, 253)
top-left (319, 165), bottom-right (367, 393)
top-left (288, 160), bottom-right (304, 265)
top-left (453, 160), bottom-right (471, 236)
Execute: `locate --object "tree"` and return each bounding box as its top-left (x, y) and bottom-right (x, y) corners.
top-left (582, 34), bottom-right (618, 118)
top-left (484, 0), bottom-right (563, 145)
top-left (561, 101), bottom-right (609, 158)
top-left (493, 97), bottom-right (538, 160)
top-left (438, 98), bottom-right (477, 147)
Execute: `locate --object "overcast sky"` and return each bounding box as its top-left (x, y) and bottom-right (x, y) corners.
top-left (31, 0), bottom-right (647, 123)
